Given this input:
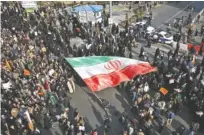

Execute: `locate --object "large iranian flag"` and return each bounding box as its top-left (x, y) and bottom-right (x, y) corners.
top-left (65, 56), bottom-right (157, 92)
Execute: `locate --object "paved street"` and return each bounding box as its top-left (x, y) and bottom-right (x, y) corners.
top-left (108, 1), bottom-right (204, 30)
top-left (152, 1), bottom-right (198, 29)
top-left (42, 2), bottom-right (204, 135)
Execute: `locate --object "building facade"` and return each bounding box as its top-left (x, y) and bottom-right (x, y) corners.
top-left (72, 5), bottom-right (103, 24)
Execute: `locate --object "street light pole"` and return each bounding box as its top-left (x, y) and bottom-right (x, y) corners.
top-left (109, 0), bottom-right (112, 18)
top-left (109, 1), bottom-right (112, 34)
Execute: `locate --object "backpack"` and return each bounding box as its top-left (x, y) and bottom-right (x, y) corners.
top-left (169, 112), bottom-right (175, 119)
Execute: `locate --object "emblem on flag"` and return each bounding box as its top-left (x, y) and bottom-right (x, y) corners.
top-left (104, 60), bottom-right (122, 71)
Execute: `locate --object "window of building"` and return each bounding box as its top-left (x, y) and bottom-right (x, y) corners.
top-left (95, 11), bottom-right (101, 17)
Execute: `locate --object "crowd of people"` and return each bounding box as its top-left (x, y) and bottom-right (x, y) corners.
top-left (118, 46), bottom-right (204, 135)
top-left (1, 2), bottom-right (93, 135)
top-left (1, 1), bottom-right (204, 135)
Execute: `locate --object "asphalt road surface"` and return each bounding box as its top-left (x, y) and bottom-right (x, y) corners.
top-left (152, 1), bottom-right (199, 29)
top-left (41, 2), bottom-right (204, 135)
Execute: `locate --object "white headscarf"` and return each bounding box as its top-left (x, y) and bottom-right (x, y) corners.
top-left (144, 82), bottom-right (149, 92)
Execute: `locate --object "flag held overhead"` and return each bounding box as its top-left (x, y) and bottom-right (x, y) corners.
top-left (66, 56), bottom-right (157, 92)
top-left (5, 60), bottom-right (12, 71)
top-left (24, 69), bottom-right (31, 76)
top-left (160, 87), bottom-right (168, 95)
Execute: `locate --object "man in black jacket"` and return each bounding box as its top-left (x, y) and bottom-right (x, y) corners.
top-left (154, 48), bottom-right (160, 60)
top-left (139, 46), bottom-right (145, 57)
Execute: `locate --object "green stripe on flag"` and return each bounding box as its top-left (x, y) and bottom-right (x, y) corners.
top-left (65, 56), bottom-right (119, 68)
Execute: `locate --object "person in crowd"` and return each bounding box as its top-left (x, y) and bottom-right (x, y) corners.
top-left (196, 14), bottom-right (200, 24)
top-left (158, 117), bottom-right (166, 133)
top-left (139, 46), bottom-right (145, 58)
top-left (166, 111), bottom-right (175, 126)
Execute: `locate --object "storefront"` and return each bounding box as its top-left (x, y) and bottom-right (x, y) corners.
top-left (72, 5), bottom-right (103, 24)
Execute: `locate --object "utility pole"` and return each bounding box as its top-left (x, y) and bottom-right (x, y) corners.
top-left (109, 0), bottom-right (112, 18)
top-left (109, 1), bottom-right (112, 34)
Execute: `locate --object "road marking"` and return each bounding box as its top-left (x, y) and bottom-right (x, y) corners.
top-left (158, 2), bottom-right (195, 28)
top-left (151, 45), bottom-right (170, 52)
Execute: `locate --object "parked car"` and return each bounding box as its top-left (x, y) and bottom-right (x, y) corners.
top-left (157, 31), bottom-right (173, 45)
top-left (146, 26), bottom-right (155, 34)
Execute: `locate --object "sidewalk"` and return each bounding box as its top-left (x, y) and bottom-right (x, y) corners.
top-left (105, 3), bottom-right (165, 25)
top-left (105, 4), bottom-right (134, 25)
top-left (105, 4), bottom-right (129, 12)
top-left (189, 13), bottom-right (204, 45)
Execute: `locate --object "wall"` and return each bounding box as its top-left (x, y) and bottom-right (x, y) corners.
top-left (77, 10), bottom-right (102, 24)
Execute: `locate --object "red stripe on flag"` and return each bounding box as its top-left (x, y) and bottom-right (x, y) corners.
top-left (84, 63), bottom-right (157, 92)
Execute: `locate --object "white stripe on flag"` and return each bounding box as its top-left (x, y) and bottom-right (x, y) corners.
top-left (74, 57), bottom-right (147, 79)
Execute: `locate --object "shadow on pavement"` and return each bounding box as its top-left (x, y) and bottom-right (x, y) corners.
top-left (86, 94), bottom-right (125, 135)
top-left (83, 117), bottom-right (93, 132)
top-left (88, 99), bottom-right (104, 125)
top-left (68, 104), bottom-right (75, 121)
top-left (107, 105), bottom-right (124, 135)
top-left (115, 93), bottom-right (131, 110)
top-left (84, 89), bottom-right (101, 105)
top-left (95, 124), bottom-right (105, 135)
